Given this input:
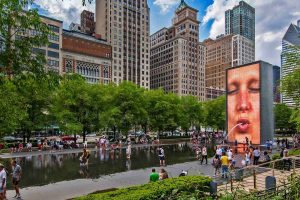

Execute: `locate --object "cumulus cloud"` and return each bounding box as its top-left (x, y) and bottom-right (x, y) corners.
top-left (153, 0), bottom-right (180, 13)
top-left (202, 0), bottom-right (300, 66)
top-left (35, 0), bottom-right (95, 28)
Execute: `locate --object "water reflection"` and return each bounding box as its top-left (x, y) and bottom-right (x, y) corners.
top-left (2, 143), bottom-right (209, 189)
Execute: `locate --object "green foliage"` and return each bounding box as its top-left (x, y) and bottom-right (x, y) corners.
top-left (204, 96), bottom-right (226, 131)
top-left (271, 153), bottom-right (281, 161)
top-left (274, 103), bottom-right (295, 131)
top-left (0, 77), bottom-right (26, 135)
top-left (0, 0), bottom-right (51, 75)
top-left (75, 176), bottom-right (212, 200)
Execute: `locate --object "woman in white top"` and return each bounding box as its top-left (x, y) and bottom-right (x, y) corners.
top-left (245, 151), bottom-right (251, 166)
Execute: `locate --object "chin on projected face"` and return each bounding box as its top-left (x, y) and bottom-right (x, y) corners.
top-left (227, 64), bottom-right (260, 144)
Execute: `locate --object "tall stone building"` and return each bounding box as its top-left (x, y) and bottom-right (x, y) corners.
top-left (225, 1), bottom-right (255, 42)
top-left (204, 34), bottom-right (255, 90)
top-left (81, 10), bottom-right (95, 35)
top-left (95, 0), bottom-right (150, 88)
top-left (281, 20), bottom-right (300, 106)
top-left (150, 0), bottom-right (206, 101)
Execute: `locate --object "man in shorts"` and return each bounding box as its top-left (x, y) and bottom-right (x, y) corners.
top-left (11, 160), bottom-right (22, 199)
top-left (158, 147), bottom-right (165, 166)
top-left (0, 163), bottom-right (6, 200)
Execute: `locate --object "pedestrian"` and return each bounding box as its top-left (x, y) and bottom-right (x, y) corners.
top-left (80, 149), bottom-right (90, 166)
top-left (0, 164), bottom-right (6, 200)
top-left (201, 146), bottom-right (208, 164)
top-left (83, 140), bottom-right (88, 149)
top-left (212, 154), bottom-right (221, 176)
top-left (283, 147), bottom-right (291, 171)
top-left (158, 147), bottom-right (165, 166)
top-left (227, 149), bottom-right (233, 169)
top-left (216, 146), bottom-right (222, 158)
top-left (159, 168), bottom-right (169, 180)
top-left (11, 160), bottom-right (22, 199)
top-left (253, 147), bottom-right (260, 165)
top-left (149, 168), bottom-right (159, 182)
top-left (126, 144), bottom-right (132, 159)
top-left (245, 150), bottom-right (251, 166)
top-left (220, 152), bottom-right (229, 178)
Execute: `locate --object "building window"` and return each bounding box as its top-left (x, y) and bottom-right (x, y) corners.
top-left (48, 25), bottom-right (60, 33)
top-left (48, 42), bottom-right (59, 50)
top-left (48, 51), bottom-right (59, 58)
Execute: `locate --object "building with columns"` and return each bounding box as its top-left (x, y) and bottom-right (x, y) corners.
top-left (61, 30), bottom-right (112, 84)
top-left (150, 0), bottom-right (206, 101)
top-left (95, 0), bottom-right (150, 88)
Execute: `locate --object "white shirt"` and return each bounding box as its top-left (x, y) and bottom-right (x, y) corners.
top-left (227, 151), bottom-right (233, 160)
top-left (253, 149), bottom-right (260, 157)
top-left (0, 169), bottom-right (7, 188)
top-left (216, 148), bottom-right (222, 156)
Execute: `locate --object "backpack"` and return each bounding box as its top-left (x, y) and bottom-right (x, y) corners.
top-left (212, 158), bottom-right (220, 167)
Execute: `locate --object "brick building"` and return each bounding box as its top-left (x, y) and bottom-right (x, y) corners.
top-left (81, 10), bottom-right (95, 35)
top-left (61, 30), bottom-right (112, 84)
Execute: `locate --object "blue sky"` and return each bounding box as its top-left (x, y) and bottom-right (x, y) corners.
top-left (149, 0), bottom-right (214, 41)
top-left (33, 0), bottom-right (300, 66)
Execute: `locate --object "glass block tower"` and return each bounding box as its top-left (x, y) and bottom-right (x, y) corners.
top-left (225, 1), bottom-right (255, 42)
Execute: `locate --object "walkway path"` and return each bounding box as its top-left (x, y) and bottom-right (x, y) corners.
top-left (5, 160), bottom-right (214, 200)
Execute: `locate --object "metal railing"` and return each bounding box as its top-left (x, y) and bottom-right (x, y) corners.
top-left (215, 155), bottom-right (300, 196)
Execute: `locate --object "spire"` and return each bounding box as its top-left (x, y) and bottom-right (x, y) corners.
top-left (176, 0), bottom-right (188, 12)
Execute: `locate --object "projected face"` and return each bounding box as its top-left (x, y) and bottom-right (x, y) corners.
top-left (227, 64), bottom-right (260, 144)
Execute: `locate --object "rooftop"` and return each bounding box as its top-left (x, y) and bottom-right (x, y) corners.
top-left (176, 0), bottom-right (198, 13)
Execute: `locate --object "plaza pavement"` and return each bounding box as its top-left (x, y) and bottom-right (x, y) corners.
top-left (5, 159), bottom-right (215, 200)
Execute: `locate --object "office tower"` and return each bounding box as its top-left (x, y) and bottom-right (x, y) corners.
top-left (39, 16), bottom-right (63, 73)
top-left (61, 30), bottom-right (112, 84)
top-left (225, 1), bottom-right (255, 42)
top-left (273, 65), bottom-right (281, 103)
top-left (150, 0), bottom-right (206, 101)
top-left (95, 0), bottom-right (150, 88)
top-left (81, 10), bottom-right (95, 35)
top-left (204, 34), bottom-right (255, 90)
top-left (281, 20), bottom-right (300, 106)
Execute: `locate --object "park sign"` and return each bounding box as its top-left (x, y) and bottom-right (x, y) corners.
top-left (226, 61), bottom-right (274, 145)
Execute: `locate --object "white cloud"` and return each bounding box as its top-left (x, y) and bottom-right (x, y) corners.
top-left (153, 0), bottom-right (180, 13)
top-left (35, 0), bottom-right (95, 28)
top-left (202, 0), bottom-right (300, 66)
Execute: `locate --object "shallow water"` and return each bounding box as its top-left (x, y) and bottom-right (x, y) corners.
top-left (1, 143), bottom-right (214, 189)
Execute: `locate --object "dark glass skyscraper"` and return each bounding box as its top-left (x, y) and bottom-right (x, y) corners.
top-left (225, 1), bottom-right (255, 42)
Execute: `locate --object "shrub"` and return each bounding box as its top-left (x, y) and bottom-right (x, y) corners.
top-left (75, 176), bottom-right (212, 200)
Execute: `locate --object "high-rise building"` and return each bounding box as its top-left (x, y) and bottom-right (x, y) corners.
top-left (281, 20), bottom-right (300, 106)
top-left (225, 1), bottom-right (255, 42)
top-left (150, 0), bottom-right (206, 101)
top-left (81, 10), bottom-right (95, 35)
top-left (204, 34), bottom-right (255, 90)
top-left (273, 65), bottom-right (281, 103)
top-left (61, 30), bottom-right (112, 84)
top-left (95, 0), bottom-right (150, 88)
top-left (39, 15), bottom-right (63, 73)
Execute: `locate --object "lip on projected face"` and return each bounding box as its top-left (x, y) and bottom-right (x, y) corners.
top-left (237, 118), bottom-right (250, 133)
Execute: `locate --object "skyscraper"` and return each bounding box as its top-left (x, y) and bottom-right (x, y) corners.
top-left (281, 20), bottom-right (300, 106)
top-left (95, 0), bottom-right (150, 88)
top-left (150, 0), bottom-right (206, 101)
top-left (225, 1), bottom-right (255, 42)
top-left (81, 10), bottom-right (95, 35)
top-left (204, 34), bottom-right (255, 90)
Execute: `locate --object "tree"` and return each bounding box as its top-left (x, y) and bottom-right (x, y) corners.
top-left (13, 72), bottom-right (58, 142)
top-left (0, 77), bottom-right (26, 135)
top-left (51, 74), bottom-right (97, 143)
top-left (0, 0), bottom-right (51, 76)
top-left (204, 96), bottom-right (226, 131)
top-left (274, 103), bottom-right (295, 131)
top-left (179, 96), bottom-right (204, 134)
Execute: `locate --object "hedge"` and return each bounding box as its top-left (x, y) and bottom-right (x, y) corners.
top-left (75, 176), bottom-right (212, 200)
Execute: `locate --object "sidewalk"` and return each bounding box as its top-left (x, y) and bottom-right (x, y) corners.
top-left (5, 160), bottom-right (215, 200)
